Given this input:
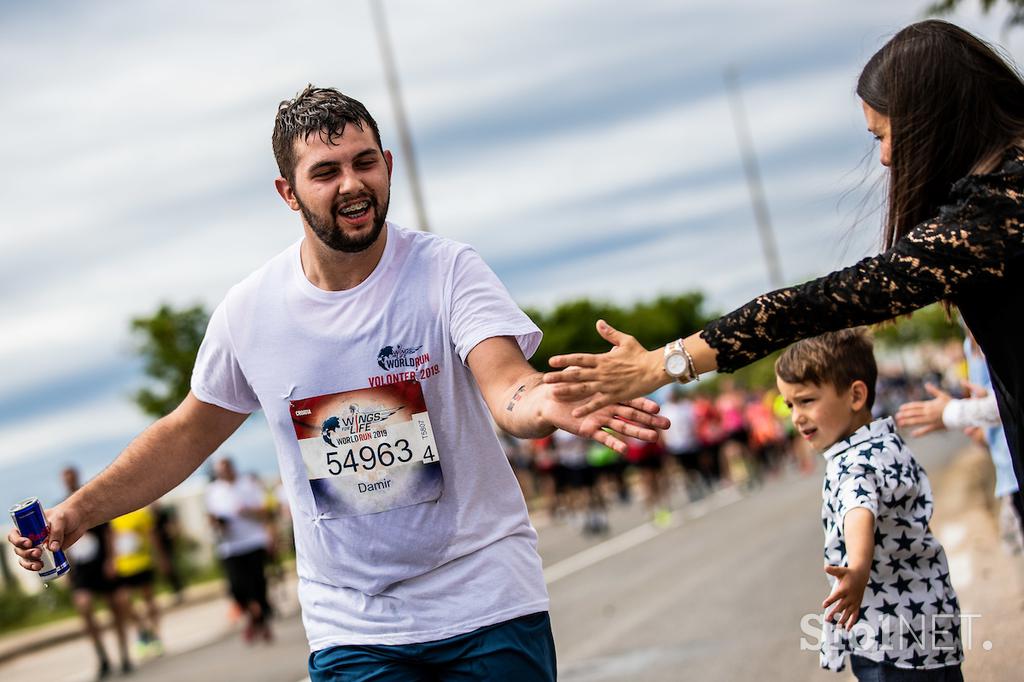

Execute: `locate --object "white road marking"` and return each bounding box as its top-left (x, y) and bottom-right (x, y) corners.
top-left (543, 487), bottom-right (743, 585)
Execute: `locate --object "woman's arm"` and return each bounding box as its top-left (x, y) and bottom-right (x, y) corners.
top-left (707, 171), bottom-right (1024, 370)
top-left (942, 394), bottom-right (1001, 430)
top-left (546, 174), bottom-right (1024, 414)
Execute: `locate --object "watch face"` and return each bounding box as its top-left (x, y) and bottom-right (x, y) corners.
top-left (666, 354), bottom-right (687, 375)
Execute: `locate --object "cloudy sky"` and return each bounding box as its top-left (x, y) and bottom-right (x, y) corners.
top-left (1, 0), bottom-right (1019, 508)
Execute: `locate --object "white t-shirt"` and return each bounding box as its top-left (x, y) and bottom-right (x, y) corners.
top-left (553, 429), bottom-right (587, 468)
top-left (204, 477), bottom-right (269, 558)
top-left (191, 223), bottom-right (548, 650)
top-left (660, 399), bottom-right (699, 452)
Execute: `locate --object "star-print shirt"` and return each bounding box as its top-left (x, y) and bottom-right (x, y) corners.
top-left (819, 418), bottom-right (962, 672)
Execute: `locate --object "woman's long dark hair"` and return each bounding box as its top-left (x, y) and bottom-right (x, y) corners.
top-left (857, 20), bottom-right (1024, 249)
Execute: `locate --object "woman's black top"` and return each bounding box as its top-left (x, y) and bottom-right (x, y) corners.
top-left (703, 146), bottom-right (1024, 491)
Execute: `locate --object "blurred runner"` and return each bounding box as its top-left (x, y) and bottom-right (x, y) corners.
top-left (109, 505), bottom-right (164, 658)
top-left (716, 383), bottom-right (759, 488)
top-left (659, 389), bottom-right (706, 501)
top-left (553, 429), bottom-right (607, 535)
top-left (61, 467), bottom-right (132, 678)
top-left (625, 433), bottom-right (670, 527)
top-left (587, 441), bottom-right (629, 507)
top-left (205, 457), bottom-right (273, 643)
top-left (744, 390), bottom-right (786, 476)
top-left (150, 501), bottom-right (185, 604)
top-left (693, 396), bottom-right (725, 487)
top-left (256, 472), bottom-right (287, 602)
top-left (530, 434), bottom-right (561, 520)
top-left (498, 427), bottom-right (536, 502)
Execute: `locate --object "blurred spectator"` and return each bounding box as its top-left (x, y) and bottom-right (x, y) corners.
top-left (897, 336), bottom-right (1023, 554)
top-left (61, 466), bottom-right (132, 677)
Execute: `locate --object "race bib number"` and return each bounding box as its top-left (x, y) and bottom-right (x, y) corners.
top-left (290, 379), bottom-right (443, 518)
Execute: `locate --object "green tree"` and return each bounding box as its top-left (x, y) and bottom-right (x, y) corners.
top-left (524, 293), bottom-right (711, 373)
top-left (871, 303), bottom-right (961, 347)
top-left (130, 303), bottom-right (210, 418)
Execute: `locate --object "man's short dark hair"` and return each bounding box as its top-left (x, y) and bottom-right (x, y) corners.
top-left (775, 328), bottom-right (878, 409)
top-left (272, 85), bottom-right (383, 183)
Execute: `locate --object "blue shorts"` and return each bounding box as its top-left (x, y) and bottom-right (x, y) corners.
top-left (308, 612), bottom-right (556, 681)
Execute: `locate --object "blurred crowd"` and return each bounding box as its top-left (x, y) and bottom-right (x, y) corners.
top-left (501, 340), bottom-right (1024, 554)
top-left (51, 459), bottom-right (294, 678)
top-left (500, 381), bottom-right (803, 536)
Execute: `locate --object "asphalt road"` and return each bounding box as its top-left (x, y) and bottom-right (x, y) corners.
top-left (3, 436), bottom-right (963, 682)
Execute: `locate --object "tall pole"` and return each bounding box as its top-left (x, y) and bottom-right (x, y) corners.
top-left (724, 66), bottom-right (783, 289)
top-left (369, 0), bottom-right (431, 232)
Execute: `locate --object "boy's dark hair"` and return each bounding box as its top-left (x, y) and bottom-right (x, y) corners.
top-left (775, 328), bottom-right (877, 409)
top-left (272, 85), bottom-right (384, 183)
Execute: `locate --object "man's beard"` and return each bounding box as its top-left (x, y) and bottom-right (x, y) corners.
top-left (295, 191), bottom-right (389, 253)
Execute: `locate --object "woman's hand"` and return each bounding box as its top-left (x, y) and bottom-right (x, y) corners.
top-left (543, 320), bottom-right (670, 418)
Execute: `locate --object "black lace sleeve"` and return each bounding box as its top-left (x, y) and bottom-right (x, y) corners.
top-left (702, 154), bottom-right (1024, 373)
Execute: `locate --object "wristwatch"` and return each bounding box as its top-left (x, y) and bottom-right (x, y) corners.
top-left (664, 339), bottom-right (697, 383)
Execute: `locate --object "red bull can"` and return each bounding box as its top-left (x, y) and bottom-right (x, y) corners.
top-left (9, 497), bottom-right (70, 581)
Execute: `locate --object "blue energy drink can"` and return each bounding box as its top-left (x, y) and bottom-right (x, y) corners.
top-left (9, 497), bottom-right (70, 581)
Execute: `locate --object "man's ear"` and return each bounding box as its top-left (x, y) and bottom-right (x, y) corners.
top-left (275, 176), bottom-right (301, 211)
top-left (384, 149), bottom-right (394, 179)
top-left (849, 380), bottom-right (869, 412)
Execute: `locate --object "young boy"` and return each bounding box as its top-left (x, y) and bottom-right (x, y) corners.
top-left (775, 329), bottom-right (963, 679)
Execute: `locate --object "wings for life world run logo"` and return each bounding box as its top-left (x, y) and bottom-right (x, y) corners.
top-left (322, 404), bottom-right (403, 447)
top-left (377, 344), bottom-right (426, 371)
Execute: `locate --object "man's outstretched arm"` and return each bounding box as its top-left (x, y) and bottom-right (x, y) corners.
top-left (467, 336), bottom-right (669, 454)
top-left (8, 392), bottom-right (248, 570)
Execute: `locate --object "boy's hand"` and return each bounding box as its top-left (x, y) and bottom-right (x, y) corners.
top-left (822, 564), bottom-right (869, 629)
top-left (964, 425), bottom-right (988, 446)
